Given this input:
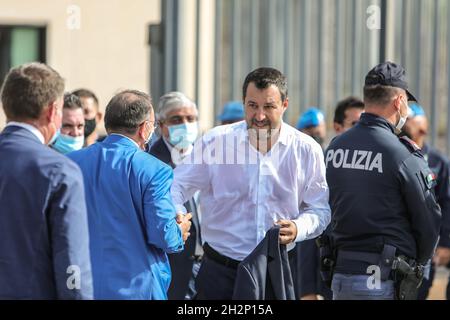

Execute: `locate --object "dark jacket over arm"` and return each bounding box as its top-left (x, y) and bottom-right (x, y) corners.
top-left (232, 226), bottom-right (295, 300)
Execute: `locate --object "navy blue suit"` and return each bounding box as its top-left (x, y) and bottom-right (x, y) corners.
top-left (0, 125), bottom-right (92, 299)
top-left (233, 226), bottom-right (295, 300)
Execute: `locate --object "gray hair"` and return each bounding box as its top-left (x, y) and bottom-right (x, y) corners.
top-left (157, 91), bottom-right (198, 121)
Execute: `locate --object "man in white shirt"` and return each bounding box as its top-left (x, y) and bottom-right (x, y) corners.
top-left (171, 67), bottom-right (331, 299)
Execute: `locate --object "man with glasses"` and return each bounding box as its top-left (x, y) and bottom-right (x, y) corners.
top-left (149, 92), bottom-right (202, 300)
top-left (151, 92), bottom-right (199, 166)
top-left (68, 90), bottom-right (192, 299)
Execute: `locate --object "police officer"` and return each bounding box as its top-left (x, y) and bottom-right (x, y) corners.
top-left (403, 103), bottom-right (450, 300)
top-left (325, 61), bottom-right (441, 300)
top-left (294, 108), bottom-right (332, 300)
top-left (296, 107), bottom-right (326, 147)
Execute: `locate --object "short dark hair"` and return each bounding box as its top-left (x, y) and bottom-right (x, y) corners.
top-left (72, 88), bottom-right (99, 109)
top-left (333, 96), bottom-right (364, 124)
top-left (63, 93), bottom-right (83, 110)
top-left (104, 90), bottom-right (153, 135)
top-left (363, 85), bottom-right (402, 106)
top-left (1, 62), bottom-right (64, 120)
top-left (242, 67), bottom-right (288, 102)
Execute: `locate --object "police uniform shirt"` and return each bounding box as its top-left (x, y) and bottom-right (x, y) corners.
top-left (325, 112), bottom-right (441, 264)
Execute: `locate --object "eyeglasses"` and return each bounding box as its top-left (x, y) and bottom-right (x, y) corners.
top-left (163, 115), bottom-right (198, 125)
top-left (141, 120), bottom-right (158, 130)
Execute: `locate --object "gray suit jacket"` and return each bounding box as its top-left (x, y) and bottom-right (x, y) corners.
top-left (232, 226), bottom-right (295, 300)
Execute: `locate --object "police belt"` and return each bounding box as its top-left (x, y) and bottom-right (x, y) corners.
top-left (334, 245), bottom-right (400, 281)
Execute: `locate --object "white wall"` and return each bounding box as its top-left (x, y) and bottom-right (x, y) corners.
top-left (0, 0), bottom-right (161, 132)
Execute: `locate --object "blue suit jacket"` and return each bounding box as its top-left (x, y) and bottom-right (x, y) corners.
top-left (149, 137), bottom-right (203, 300)
top-left (68, 134), bottom-right (184, 299)
top-left (0, 125), bottom-right (92, 299)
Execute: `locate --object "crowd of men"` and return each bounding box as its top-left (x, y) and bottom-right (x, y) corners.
top-left (0, 61), bottom-right (449, 300)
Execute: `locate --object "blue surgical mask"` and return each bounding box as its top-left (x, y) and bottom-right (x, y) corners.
top-left (168, 122), bottom-right (198, 149)
top-left (53, 133), bottom-right (84, 154)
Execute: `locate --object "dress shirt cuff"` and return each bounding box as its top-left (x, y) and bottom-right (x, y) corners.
top-left (293, 218), bottom-right (308, 243)
top-left (175, 204), bottom-right (187, 214)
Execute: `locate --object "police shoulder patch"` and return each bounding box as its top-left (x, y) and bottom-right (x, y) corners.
top-left (399, 136), bottom-right (421, 153)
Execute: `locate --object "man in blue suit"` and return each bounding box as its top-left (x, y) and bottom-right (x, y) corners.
top-left (68, 90), bottom-right (191, 300)
top-left (0, 62), bottom-right (92, 299)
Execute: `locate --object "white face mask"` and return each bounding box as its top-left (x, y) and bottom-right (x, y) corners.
top-left (168, 122), bottom-right (198, 150)
top-left (395, 98), bottom-right (408, 132)
top-left (145, 130), bottom-right (153, 145)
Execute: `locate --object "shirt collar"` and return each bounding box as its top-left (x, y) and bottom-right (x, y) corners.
top-left (107, 133), bottom-right (140, 149)
top-left (162, 136), bottom-right (193, 163)
top-left (6, 121), bottom-right (45, 144)
top-left (359, 112), bottom-right (396, 134)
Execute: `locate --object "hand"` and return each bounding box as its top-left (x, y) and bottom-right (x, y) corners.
top-left (300, 294), bottom-right (319, 300)
top-left (275, 219), bottom-right (297, 245)
top-left (433, 247), bottom-right (450, 267)
top-left (177, 212), bottom-right (192, 242)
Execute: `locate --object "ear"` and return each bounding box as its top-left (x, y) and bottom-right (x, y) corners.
top-left (282, 97), bottom-right (289, 111)
top-left (96, 111), bottom-right (103, 122)
top-left (394, 94), bottom-right (405, 110)
top-left (333, 122), bottom-right (342, 133)
top-left (137, 121), bottom-right (147, 140)
top-left (46, 101), bottom-right (58, 122)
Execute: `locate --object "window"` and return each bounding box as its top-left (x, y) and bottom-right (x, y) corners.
top-left (0, 25), bottom-right (46, 87)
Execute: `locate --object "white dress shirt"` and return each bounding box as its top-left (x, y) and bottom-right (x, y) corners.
top-left (162, 136), bottom-right (194, 165)
top-left (171, 120), bottom-right (331, 261)
top-left (6, 122), bottom-right (45, 144)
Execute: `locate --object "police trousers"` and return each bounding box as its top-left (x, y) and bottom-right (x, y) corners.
top-left (331, 273), bottom-right (395, 300)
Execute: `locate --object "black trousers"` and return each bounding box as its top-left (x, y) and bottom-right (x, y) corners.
top-left (195, 243), bottom-right (326, 300)
top-left (194, 256), bottom-right (237, 300)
